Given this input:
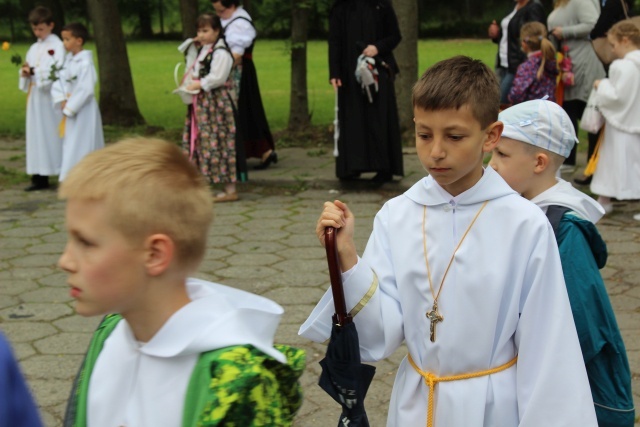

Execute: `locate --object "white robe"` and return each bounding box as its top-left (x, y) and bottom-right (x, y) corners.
top-left (300, 167), bottom-right (597, 427)
top-left (18, 33), bottom-right (64, 176)
top-left (88, 278), bottom-right (287, 427)
top-left (51, 50), bottom-right (104, 182)
top-left (591, 50), bottom-right (640, 200)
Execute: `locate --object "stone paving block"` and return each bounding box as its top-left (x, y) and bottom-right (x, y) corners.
top-left (0, 247), bottom-right (27, 260)
top-left (21, 354), bottom-right (84, 379)
top-left (34, 332), bottom-right (93, 354)
top-left (8, 253), bottom-right (60, 268)
top-left (21, 286), bottom-right (72, 304)
top-left (37, 272), bottom-right (68, 287)
top-left (29, 378), bottom-right (72, 408)
top-left (276, 270), bottom-right (328, 288)
top-left (263, 286), bottom-right (326, 306)
top-left (0, 294), bottom-right (20, 308)
top-left (10, 341), bottom-right (36, 360)
top-left (272, 258), bottom-right (327, 274)
top-left (198, 260), bottom-right (228, 273)
top-left (2, 226), bottom-right (56, 238)
top-left (202, 247), bottom-right (233, 260)
top-left (280, 233), bottom-right (321, 248)
top-left (39, 232), bottom-right (67, 244)
top-left (206, 234), bottom-right (238, 248)
top-left (280, 246), bottom-right (324, 260)
top-left (225, 240), bottom-right (287, 254)
top-left (0, 322), bottom-right (57, 343)
top-left (214, 265), bottom-right (279, 280)
top-left (25, 242), bottom-right (65, 255)
top-left (1, 266), bottom-right (55, 280)
top-left (0, 302), bottom-right (72, 322)
top-left (225, 253), bottom-right (283, 266)
top-left (0, 237), bottom-right (42, 249)
top-left (53, 314), bottom-right (101, 333)
top-left (208, 224), bottom-right (246, 236)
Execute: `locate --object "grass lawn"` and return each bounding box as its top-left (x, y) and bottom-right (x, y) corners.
top-left (0, 39), bottom-right (497, 138)
top-left (0, 38), bottom-right (591, 146)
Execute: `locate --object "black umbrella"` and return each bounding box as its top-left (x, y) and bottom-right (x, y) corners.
top-left (319, 227), bottom-right (376, 427)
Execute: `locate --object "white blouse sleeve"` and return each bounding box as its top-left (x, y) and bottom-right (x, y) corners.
top-left (200, 49), bottom-right (233, 92)
top-left (224, 19), bottom-right (256, 55)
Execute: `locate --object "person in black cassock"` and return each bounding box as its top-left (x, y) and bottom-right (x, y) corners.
top-left (329, 0), bottom-right (404, 183)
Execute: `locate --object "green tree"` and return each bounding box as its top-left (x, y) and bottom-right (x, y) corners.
top-left (288, 0), bottom-right (310, 130)
top-left (392, 0), bottom-right (419, 139)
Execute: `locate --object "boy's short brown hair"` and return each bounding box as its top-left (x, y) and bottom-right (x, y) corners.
top-left (28, 6), bottom-right (54, 25)
top-left (412, 55), bottom-right (500, 129)
top-left (59, 138), bottom-right (214, 273)
top-left (62, 22), bottom-right (89, 45)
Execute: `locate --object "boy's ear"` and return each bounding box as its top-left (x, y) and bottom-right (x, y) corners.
top-left (143, 234), bottom-right (175, 276)
top-left (534, 152), bottom-right (551, 173)
top-left (483, 121), bottom-right (504, 153)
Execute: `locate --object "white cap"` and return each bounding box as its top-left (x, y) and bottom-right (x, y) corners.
top-left (499, 100), bottom-right (578, 158)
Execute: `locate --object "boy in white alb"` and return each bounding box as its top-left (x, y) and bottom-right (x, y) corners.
top-left (18, 6), bottom-right (64, 191)
top-left (299, 56), bottom-right (598, 426)
top-left (52, 23), bottom-right (104, 182)
top-left (60, 138), bottom-right (304, 426)
top-left (490, 99), bottom-right (635, 426)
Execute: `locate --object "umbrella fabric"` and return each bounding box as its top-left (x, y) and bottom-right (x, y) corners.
top-left (319, 321), bottom-right (376, 427)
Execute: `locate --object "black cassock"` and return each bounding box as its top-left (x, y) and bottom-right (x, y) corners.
top-left (329, 0), bottom-right (404, 179)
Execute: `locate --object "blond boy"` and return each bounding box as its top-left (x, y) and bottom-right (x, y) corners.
top-left (60, 138), bottom-right (304, 427)
top-left (490, 99), bottom-right (635, 426)
top-left (300, 56), bottom-right (597, 426)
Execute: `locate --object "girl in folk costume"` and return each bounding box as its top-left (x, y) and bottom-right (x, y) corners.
top-left (508, 22), bottom-right (558, 104)
top-left (52, 23), bottom-right (105, 182)
top-left (18, 6), bottom-right (64, 191)
top-left (590, 20), bottom-right (640, 218)
top-left (181, 13), bottom-right (238, 202)
top-left (212, 0), bottom-right (276, 176)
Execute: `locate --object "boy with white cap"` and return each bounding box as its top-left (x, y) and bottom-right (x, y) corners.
top-left (490, 99), bottom-right (635, 426)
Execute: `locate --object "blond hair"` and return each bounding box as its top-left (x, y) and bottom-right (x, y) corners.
top-left (412, 55), bottom-right (500, 128)
top-left (608, 19), bottom-right (640, 48)
top-left (520, 22), bottom-right (557, 80)
top-left (59, 138), bottom-right (213, 273)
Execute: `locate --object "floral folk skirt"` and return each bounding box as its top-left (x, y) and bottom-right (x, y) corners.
top-left (182, 84), bottom-right (237, 185)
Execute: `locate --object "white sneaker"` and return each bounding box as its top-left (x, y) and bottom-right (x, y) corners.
top-left (633, 213), bottom-right (640, 221)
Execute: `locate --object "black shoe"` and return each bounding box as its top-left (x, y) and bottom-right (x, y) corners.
top-left (371, 172), bottom-right (393, 184)
top-left (339, 173), bottom-right (361, 181)
top-left (573, 175), bottom-right (592, 186)
top-left (254, 151), bottom-right (278, 170)
top-left (24, 175), bottom-right (50, 192)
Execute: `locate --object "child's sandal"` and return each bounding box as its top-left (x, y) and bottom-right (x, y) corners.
top-left (213, 192), bottom-right (239, 203)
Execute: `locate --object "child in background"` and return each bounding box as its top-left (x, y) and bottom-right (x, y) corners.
top-left (52, 22), bottom-right (104, 182)
top-left (589, 20), bottom-right (640, 218)
top-left (181, 13), bottom-right (238, 202)
top-left (0, 332), bottom-right (43, 427)
top-left (508, 21), bottom-right (557, 104)
top-left (18, 6), bottom-right (64, 191)
top-left (300, 56), bottom-right (597, 427)
top-left (60, 138), bottom-right (304, 426)
top-left (490, 99), bottom-right (635, 426)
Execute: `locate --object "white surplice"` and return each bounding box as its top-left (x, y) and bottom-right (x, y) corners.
top-left (300, 167), bottom-right (597, 427)
top-left (220, 7), bottom-right (256, 56)
top-left (18, 33), bottom-right (64, 176)
top-left (88, 278), bottom-right (287, 427)
top-left (51, 50), bottom-right (104, 182)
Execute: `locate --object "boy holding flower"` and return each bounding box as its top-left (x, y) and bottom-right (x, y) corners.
top-left (51, 22), bottom-right (104, 182)
top-left (18, 6), bottom-right (64, 191)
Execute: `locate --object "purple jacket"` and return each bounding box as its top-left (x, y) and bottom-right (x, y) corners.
top-left (509, 52), bottom-right (558, 105)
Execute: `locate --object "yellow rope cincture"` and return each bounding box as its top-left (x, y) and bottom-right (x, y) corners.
top-left (349, 273), bottom-right (378, 318)
top-left (408, 353), bottom-right (517, 427)
top-left (58, 116), bottom-right (66, 138)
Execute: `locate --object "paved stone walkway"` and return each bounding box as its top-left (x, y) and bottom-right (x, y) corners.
top-left (0, 141), bottom-right (638, 425)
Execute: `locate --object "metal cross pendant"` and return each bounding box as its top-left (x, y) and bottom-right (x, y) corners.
top-left (426, 303), bottom-right (444, 342)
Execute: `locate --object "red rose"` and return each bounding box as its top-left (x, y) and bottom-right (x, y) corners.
top-left (47, 49), bottom-right (54, 56)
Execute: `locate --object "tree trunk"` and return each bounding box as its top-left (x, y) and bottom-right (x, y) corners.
top-left (137, 0), bottom-right (154, 38)
top-left (288, 0), bottom-right (310, 131)
top-left (392, 0), bottom-right (418, 142)
top-left (179, 0), bottom-right (198, 39)
top-left (244, 0), bottom-right (253, 16)
top-left (158, 0), bottom-right (165, 36)
top-left (87, 0), bottom-right (145, 127)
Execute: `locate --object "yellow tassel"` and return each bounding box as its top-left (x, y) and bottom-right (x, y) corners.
top-left (584, 125), bottom-right (604, 177)
top-left (58, 116), bottom-right (66, 138)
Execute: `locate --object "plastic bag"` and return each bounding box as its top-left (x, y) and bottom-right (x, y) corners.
top-left (580, 89), bottom-right (604, 133)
